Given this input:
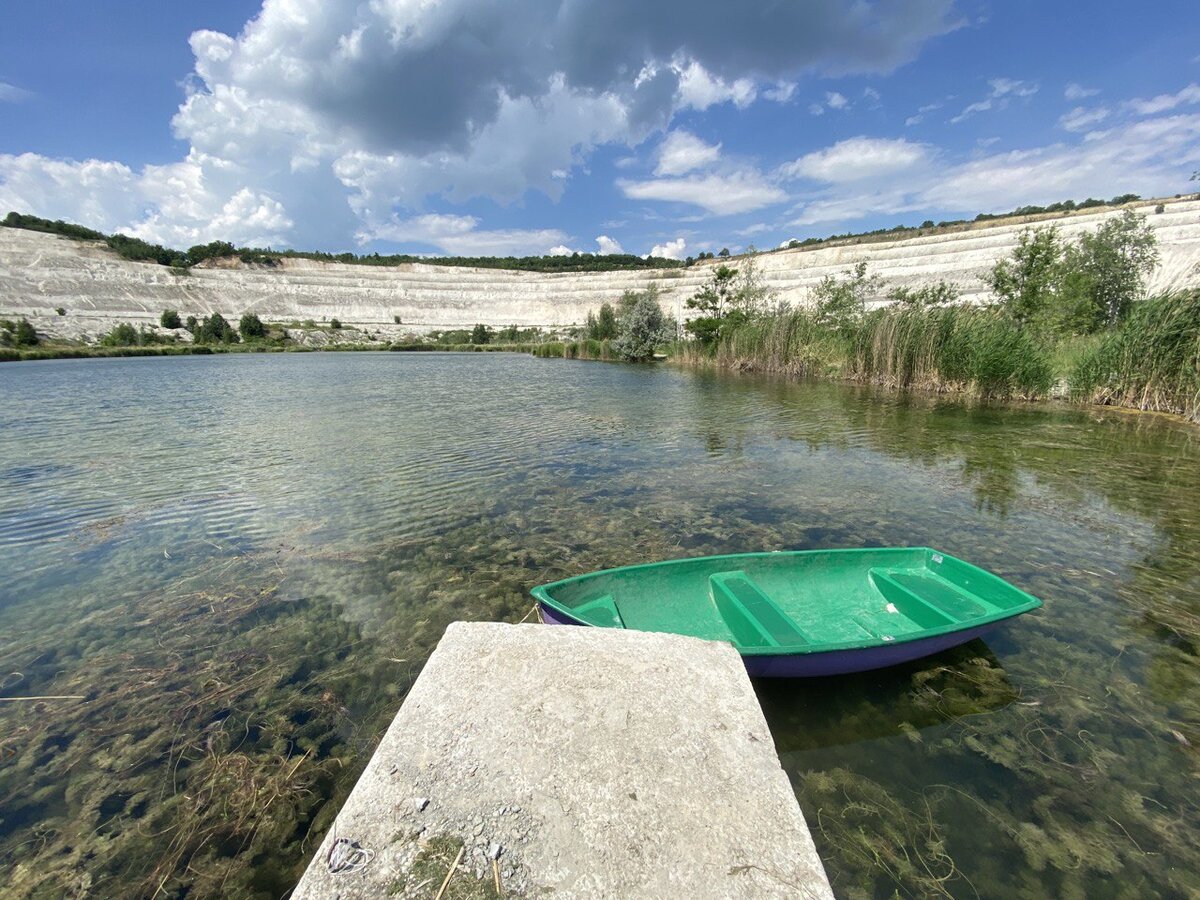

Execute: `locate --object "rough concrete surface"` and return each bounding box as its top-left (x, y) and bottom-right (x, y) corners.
top-left (292, 622), bottom-right (833, 899)
top-left (3, 198), bottom-right (1197, 342)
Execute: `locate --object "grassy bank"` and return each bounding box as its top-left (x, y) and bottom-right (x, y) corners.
top-left (682, 290), bottom-right (1200, 423)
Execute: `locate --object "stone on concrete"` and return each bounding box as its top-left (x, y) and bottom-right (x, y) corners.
top-left (292, 622), bottom-right (833, 899)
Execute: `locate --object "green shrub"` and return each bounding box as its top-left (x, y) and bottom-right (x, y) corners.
top-left (329, 318), bottom-right (342, 330)
top-left (470, 323), bottom-right (491, 344)
top-left (194, 313), bottom-right (239, 344)
top-left (55, 307), bottom-right (66, 316)
top-left (14, 319), bottom-right (39, 347)
top-left (239, 313), bottom-right (266, 340)
top-left (160, 309), bottom-right (182, 329)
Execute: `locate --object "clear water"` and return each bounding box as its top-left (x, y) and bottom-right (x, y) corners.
top-left (0, 352), bottom-right (1197, 898)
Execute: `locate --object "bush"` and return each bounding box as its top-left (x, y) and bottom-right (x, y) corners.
top-left (470, 323), bottom-right (491, 345)
top-left (99, 323), bottom-right (141, 347)
top-left (239, 313), bottom-right (266, 340)
top-left (613, 288), bottom-right (674, 361)
top-left (185, 315), bottom-right (198, 333)
top-left (160, 309), bottom-right (182, 329)
top-left (194, 313), bottom-right (239, 344)
top-left (55, 307), bottom-right (66, 316)
top-left (329, 318), bottom-right (342, 330)
top-left (2, 318), bottom-right (40, 347)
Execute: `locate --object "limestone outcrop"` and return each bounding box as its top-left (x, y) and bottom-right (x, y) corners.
top-left (2, 198), bottom-right (1197, 342)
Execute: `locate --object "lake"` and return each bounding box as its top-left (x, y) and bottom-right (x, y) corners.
top-left (1, 351), bottom-right (1197, 898)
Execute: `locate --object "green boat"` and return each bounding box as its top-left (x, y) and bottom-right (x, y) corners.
top-left (532, 547), bottom-right (1043, 676)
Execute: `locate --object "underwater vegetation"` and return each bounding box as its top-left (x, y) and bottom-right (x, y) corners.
top-left (0, 353), bottom-right (1197, 897)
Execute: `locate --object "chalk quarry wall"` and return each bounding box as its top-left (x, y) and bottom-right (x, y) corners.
top-left (2, 199), bottom-right (1198, 341)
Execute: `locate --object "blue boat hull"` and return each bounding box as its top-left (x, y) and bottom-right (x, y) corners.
top-left (538, 602), bottom-right (1001, 677)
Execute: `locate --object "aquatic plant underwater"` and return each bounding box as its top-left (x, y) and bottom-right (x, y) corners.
top-left (0, 353), bottom-right (1197, 898)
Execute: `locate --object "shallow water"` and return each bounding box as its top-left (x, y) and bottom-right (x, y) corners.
top-left (1, 352), bottom-right (1197, 898)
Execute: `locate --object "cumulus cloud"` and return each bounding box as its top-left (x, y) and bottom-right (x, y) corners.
top-left (596, 234), bottom-right (625, 254)
top-left (951, 77), bottom-right (1038, 123)
top-left (655, 131), bottom-right (721, 176)
top-left (780, 137), bottom-right (930, 182)
top-left (649, 237), bottom-right (687, 259)
top-left (619, 171), bottom-right (787, 215)
top-left (1059, 106), bottom-right (1110, 132)
top-left (0, 0), bottom-right (959, 250)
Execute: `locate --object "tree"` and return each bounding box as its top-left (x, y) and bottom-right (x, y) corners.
top-left (185, 315), bottom-right (198, 333)
top-left (470, 323), bottom-right (491, 344)
top-left (985, 226), bottom-right (1066, 329)
top-left (684, 265), bottom-right (740, 346)
top-left (329, 317), bottom-right (342, 330)
top-left (811, 261), bottom-right (882, 334)
top-left (160, 309), bottom-right (182, 329)
top-left (613, 288), bottom-right (674, 361)
top-left (14, 318), bottom-right (39, 347)
top-left (585, 302), bottom-right (618, 340)
top-left (888, 281), bottom-right (959, 309)
top-left (195, 312), bottom-right (239, 344)
top-left (1061, 210), bottom-right (1158, 328)
top-left (718, 248), bottom-right (731, 257)
top-left (239, 312), bottom-right (266, 340)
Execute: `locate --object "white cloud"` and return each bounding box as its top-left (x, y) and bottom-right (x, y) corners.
top-left (826, 91), bottom-right (849, 109)
top-left (620, 171), bottom-right (787, 215)
top-left (1065, 83), bottom-right (1100, 100)
top-left (368, 213), bottom-right (568, 256)
top-left (809, 103), bottom-right (826, 116)
top-left (1126, 83), bottom-right (1200, 115)
top-left (547, 244), bottom-right (574, 256)
top-left (0, 81), bottom-right (32, 103)
top-left (596, 234), bottom-right (624, 254)
top-left (951, 77), bottom-right (1038, 123)
top-left (862, 86), bottom-right (882, 103)
top-left (0, 0), bottom-right (961, 248)
top-left (649, 237), bottom-right (687, 259)
top-left (675, 59), bottom-right (756, 110)
top-left (781, 137), bottom-right (930, 182)
top-left (764, 82), bottom-right (797, 103)
top-left (789, 109), bottom-right (1200, 229)
top-left (655, 131), bottom-right (721, 176)
top-left (1059, 106), bottom-right (1110, 132)
top-left (905, 99), bottom-right (943, 126)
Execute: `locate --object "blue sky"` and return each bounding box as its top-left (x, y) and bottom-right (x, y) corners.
top-left (1, 0), bottom-right (1198, 258)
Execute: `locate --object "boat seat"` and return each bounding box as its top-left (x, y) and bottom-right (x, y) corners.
top-left (573, 594), bottom-right (625, 628)
top-left (869, 569), bottom-right (981, 626)
top-left (709, 571), bottom-right (810, 648)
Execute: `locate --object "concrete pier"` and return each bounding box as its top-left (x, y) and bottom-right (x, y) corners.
top-left (293, 622), bottom-right (833, 899)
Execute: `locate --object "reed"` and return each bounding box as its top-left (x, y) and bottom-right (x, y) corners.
top-left (1071, 290), bottom-right (1200, 422)
top-left (704, 306), bottom-right (1054, 400)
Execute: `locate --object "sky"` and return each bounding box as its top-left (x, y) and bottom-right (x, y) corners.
top-left (1, 0), bottom-right (1198, 260)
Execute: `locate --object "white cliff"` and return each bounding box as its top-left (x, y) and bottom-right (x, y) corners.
top-left (1, 198), bottom-right (1198, 341)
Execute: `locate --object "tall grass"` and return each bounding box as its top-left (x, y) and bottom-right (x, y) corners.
top-left (850, 306), bottom-right (1053, 399)
top-left (531, 339), bottom-right (614, 360)
top-left (1071, 290), bottom-right (1200, 422)
top-left (701, 306), bottom-right (1054, 400)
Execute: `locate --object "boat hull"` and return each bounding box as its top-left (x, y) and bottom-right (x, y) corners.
top-left (539, 602), bottom-right (1002, 677)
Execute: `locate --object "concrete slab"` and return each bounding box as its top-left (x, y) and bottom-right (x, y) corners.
top-left (293, 622), bottom-right (833, 899)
